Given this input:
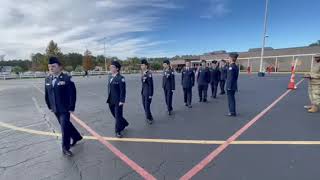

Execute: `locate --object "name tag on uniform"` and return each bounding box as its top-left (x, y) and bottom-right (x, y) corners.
top-left (57, 81), bottom-right (66, 86)
top-left (229, 67), bottom-right (232, 70)
top-left (46, 83), bottom-right (50, 86)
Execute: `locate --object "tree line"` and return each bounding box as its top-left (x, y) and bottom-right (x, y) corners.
top-left (0, 40), bottom-right (169, 73)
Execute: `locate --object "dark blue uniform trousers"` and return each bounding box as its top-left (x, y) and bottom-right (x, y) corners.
top-left (198, 85), bottom-right (208, 101)
top-left (54, 112), bottom-right (82, 151)
top-left (227, 90), bottom-right (236, 115)
top-left (183, 88), bottom-right (192, 105)
top-left (219, 80), bottom-right (226, 94)
top-left (108, 104), bottom-right (129, 133)
top-left (164, 89), bottom-right (173, 111)
top-left (142, 95), bottom-right (153, 119)
top-left (211, 82), bottom-right (219, 98)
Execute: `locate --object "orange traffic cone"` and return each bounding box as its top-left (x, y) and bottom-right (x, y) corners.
top-left (287, 67), bottom-right (297, 90)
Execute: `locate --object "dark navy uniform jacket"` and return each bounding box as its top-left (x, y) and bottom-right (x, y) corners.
top-left (220, 66), bottom-right (228, 81)
top-left (226, 63), bottom-right (239, 91)
top-left (45, 73), bottom-right (76, 113)
top-left (107, 73), bottom-right (126, 105)
top-left (141, 70), bottom-right (154, 97)
top-left (181, 67), bottom-right (195, 89)
top-left (197, 67), bottom-right (211, 85)
top-left (210, 67), bottom-right (221, 83)
top-left (162, 69), bottom-right (175, 91)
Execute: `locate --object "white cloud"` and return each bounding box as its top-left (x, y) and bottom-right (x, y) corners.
top-left (200, 0), bottom-right (230, 19)
top-left (0, 0), bottom-right (178, 60)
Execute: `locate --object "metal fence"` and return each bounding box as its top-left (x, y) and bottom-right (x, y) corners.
top-left (0, 71), bottom-right (108, 80)
top-left (0, 70), bottom-right (164, 80)
top-left (237, 54), bottom-right (315, 72)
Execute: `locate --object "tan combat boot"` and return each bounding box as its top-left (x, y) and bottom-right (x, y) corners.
top-left (308, 105), bottom-right (319, 113)
top-left (304, 105), bottom-right (312, 109)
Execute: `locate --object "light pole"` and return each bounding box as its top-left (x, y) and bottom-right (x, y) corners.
top-left (258, 0), bottom-right (269, 77)
top-left (103, 37), bottom-right (107, 73)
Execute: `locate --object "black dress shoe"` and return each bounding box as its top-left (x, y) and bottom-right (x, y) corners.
top-left (185, 103), bottom-right (188, 106)
top-left (147, 119), bottom-right (153, 124)
top-left (168, 111), bottom-right (172, 115)
top-left (71, 136), bottom-right (83, 147)
top-left (203, 99), bottom-right (207, 102)
top-left (115, 132), bottom-right (123, 138)
top-left (188, 105), bottom-right (192, 108)
top-left (62, 149), bottom-right (73, 157)
top-left (146, 117), bottom-right (153, 124)
top-left (226, 113), bottom-right (237, 117)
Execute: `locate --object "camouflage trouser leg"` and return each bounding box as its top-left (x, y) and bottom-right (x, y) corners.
top-left (309, 84), bottom-right (320, 106)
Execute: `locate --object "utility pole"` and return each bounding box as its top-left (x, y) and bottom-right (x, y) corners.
top-left (104, 37), bottom-right (107, 73)
top-left (258, 0), bottom-right (269, 77)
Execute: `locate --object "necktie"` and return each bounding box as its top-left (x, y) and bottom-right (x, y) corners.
top-left (52, 77), bottom-right (57, 87)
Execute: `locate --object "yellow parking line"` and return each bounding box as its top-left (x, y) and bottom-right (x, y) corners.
top-left (1, 121), bottom-right (320, 145)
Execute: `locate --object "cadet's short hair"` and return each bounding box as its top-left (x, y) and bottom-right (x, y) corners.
top-left (163, 59), bottom-right (170, 65)
top-left (111, 61), bottom-right (121, 71)
top-left (140, 59), bottom-right (149, 66)
top-left (229, 52), bottom-right (239, 59)
top-left (48, 57), bottom-right (61, 66)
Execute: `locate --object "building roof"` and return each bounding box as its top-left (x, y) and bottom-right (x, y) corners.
top-left (173, 46), bottom-right (320, 64)
top-left (171, 59), bottom-right (187, 65)
top-left (238, 46), bottom-right (320, 58)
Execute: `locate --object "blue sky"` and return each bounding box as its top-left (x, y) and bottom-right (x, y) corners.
top-left (0, 0), bottom-right (319, 60)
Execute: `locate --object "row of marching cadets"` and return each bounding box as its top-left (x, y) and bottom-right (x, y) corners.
top-left (44, 53), bottom-right (239, 156)
top-left (182, 53), bottom-right (239, 117)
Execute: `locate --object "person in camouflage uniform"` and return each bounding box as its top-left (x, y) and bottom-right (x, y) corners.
top-left (304, 54), bottom-right (320, 113)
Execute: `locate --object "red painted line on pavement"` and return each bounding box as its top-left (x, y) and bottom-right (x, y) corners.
top-left (180, 79), bottom-right (304, 180)
top-left (34, 86), bottom-right (155, 179)
top-left (71, 114), bottom-right (156, 180)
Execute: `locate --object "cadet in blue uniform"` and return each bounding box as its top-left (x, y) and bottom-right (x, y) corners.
top-left (107, 61), bottom-right (129, 138)
top-left (181, 61), bottom-right (195, 108)
top-left (196, 60), bottom-right (211, 102)
top-left (45, 57), bottom-right (83, 157)
top-left (140, 59), bottom-right (154, 124)
top-left (162, 60), bottom-right (175, 115)
top-left (210, 60), bottom-right (221, 99)
top-left (219, 59), bottom-right (228, 95)
top-left (226, 53), bottom-right (239, 116)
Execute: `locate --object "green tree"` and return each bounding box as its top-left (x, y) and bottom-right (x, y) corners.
top-left (75, 65), bottom-right (84, 72)
top-left (12, 66), bottom-right (23, 74)
top-left (31, 53), bottom-right (46, 71)
top-left (150, 62), bottom-right (162, 70)
top-left (63, 53), bottom-right (83, 69)
top-left (64, 66), bottom-right (74, 72)
top-left (45, 40), bottom-right (64, 67)
top-left (46, 40), bottom-right (63, 57)
top-left (309, 40), bottom-right (320, 47)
